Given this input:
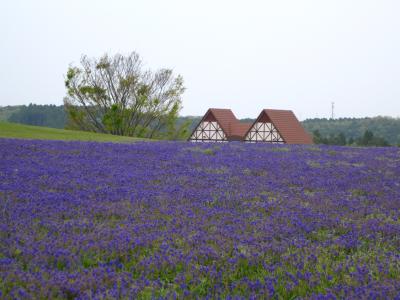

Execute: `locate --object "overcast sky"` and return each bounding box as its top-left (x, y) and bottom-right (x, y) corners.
top-left (1, 0), bottom-right (399, 119)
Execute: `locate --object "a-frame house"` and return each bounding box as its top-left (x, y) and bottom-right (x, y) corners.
top-left (244, 109), bottom-right (313, 144)
top-left (188, 108), bottom-right (252, 142)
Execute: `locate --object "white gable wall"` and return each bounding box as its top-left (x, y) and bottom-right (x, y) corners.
top-left (189, 121), bottom-right (227, 141)
top-left (244, 122), bottom-right (284, 143)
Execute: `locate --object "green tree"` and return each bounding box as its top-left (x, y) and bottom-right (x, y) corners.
top-left (64, 52), bottom-right (186, 139)
top-left (312, 130), bottom-right (325, 144)
top-left (333, 132), bottom-right (347, 146)
top-left (359, 130), bottom-right (374, 145)
top-left (9, 104), bottom-right (66, 128)
top-left (356, 130), bottom-right (389, 147)
top-left (302, 117), bottom-right (400, 146)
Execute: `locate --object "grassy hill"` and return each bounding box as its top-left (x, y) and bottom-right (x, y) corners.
top-left (0, 122), bottom-right (145, 142)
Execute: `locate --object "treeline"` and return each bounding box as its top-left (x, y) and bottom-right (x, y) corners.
top-left (1, 104), bottom-right (190, 139)
top-left (6, 104), bottom-right (66, 129)
top-left (302, 117), bottom-right (400, 146)
top-left (312, 129), bottom-right (390, 147)
top-left (1, 105), bottom-right (400, 145)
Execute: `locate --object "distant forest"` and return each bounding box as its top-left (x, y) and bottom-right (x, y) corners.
top-left (2, 104), bottom-right (67, 129)
top-left (302, 118), bottom-right (400, 146)
top-left (1, 104), bottom-right (399, 146)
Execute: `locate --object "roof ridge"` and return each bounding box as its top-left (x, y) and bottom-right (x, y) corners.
top-left (189, 108), bottom-right (313, 144)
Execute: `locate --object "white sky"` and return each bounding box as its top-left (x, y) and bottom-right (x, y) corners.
top-left (1, 0), bottom-right (399, 119)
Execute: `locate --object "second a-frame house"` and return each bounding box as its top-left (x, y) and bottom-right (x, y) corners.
top-left (244, 109), bottom-right (313, 144)
top-left (188, 108), bottom-right (252, 142)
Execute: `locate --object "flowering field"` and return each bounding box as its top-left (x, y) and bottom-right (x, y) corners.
top-left (0, 139), bottom-right (399, 299)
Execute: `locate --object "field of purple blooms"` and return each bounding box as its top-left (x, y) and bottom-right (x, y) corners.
top-left (0, 139), bottom-right (399, 299)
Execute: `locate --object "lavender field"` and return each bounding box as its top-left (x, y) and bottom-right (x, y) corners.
top-left (0, 139), bottom-right (399, 299)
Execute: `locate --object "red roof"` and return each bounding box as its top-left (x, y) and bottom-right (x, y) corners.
top-left (230, 122), bottom-right (252, 140)
top-left (190, 108), bottom-right (313, 144)
top-left (253, 109), bottom-right (313, 144)
top-left (192, 108), bottom-right (252, 141)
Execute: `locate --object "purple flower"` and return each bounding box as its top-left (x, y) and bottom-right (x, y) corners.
top-left (0, 139), bottom-right (399, 298)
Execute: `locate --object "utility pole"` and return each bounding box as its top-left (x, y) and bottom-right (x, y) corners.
top-left (331, 102), bottom-right (335, 120)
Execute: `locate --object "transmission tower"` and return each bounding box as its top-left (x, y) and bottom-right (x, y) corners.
top-left (331, 102), bottom-right (335, 119)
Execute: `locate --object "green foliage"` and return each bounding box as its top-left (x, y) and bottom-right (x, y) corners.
top-left (8, 104), bottom-right (66, 129)
top-left (304, 117), bottom-right (400, 145)
top-left (102, 104), bottom-right (124, 134)
top-left (156, 102), bottom-right (191, 140)
top-left (0, 106), bottom-right (22, 122)
top-left (357, 130), bottom-right (390, 146)
top-left (312, 130), bottom-right (348, 145)
top-left (312, 129), bottom-right (390, 147)
top-left (64, 52), bottom-right (186, 139)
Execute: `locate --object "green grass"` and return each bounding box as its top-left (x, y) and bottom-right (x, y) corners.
top-left (0, 122), bottom-right (146, 142)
